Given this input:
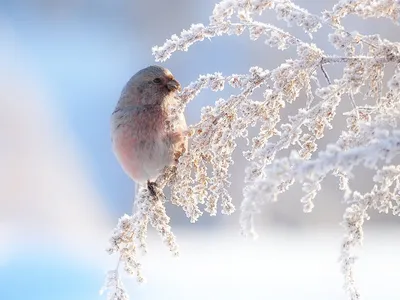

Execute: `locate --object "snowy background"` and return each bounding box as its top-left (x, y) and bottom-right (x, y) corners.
top-left (1, 0), bottom-right (399, 299)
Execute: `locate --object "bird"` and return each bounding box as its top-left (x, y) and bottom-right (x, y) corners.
top-left (111, 65), bottom-right (187, 194)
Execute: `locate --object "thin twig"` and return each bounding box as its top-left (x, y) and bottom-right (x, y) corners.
top-left (320, 63), bottom-right (331, 85)
top-left (349, 91), bottom-right (360, 121)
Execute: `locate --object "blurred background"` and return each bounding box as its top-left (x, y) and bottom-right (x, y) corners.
top-left (1, 0), bottom-right (399, 299)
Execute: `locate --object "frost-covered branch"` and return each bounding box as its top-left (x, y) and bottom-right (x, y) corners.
top-left (104, 0), bottom-right (400, 299)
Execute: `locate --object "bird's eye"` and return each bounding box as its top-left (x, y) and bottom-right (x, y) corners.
top-left (153, 78), bottom-right (162, 84)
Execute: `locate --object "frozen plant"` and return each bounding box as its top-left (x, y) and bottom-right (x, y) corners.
top-left (102, 0), bottom-right (400, 299)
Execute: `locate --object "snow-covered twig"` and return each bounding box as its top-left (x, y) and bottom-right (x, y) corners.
top-left (105, 1), bottom-right (400, 299)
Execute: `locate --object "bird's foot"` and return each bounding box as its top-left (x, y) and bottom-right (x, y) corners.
top-left (147, 180), bottom-right (157, 197)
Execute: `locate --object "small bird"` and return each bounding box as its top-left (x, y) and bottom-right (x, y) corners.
top-left (111, 66), bottom-right (187, 193)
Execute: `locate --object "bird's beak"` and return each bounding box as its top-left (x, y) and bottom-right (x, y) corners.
top-left (166, 79), bottom-right (181, 92)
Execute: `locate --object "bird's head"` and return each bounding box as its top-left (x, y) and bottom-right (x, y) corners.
top-left (123, 65), bottom-right (181, 106)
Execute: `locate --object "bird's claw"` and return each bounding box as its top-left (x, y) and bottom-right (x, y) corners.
top-left (147, 180), bottom-right (157, 197)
